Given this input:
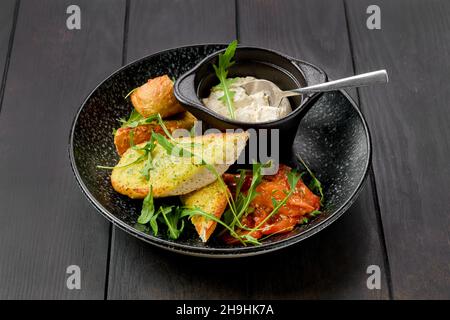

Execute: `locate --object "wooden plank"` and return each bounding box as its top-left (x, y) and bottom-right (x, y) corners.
top-left (237, 0), bottom-right (390, 299)
top-left (0, 0), bottom-right (125, 299)
top-left (345, 0), bottom-right (450, 299)
top-left (0, 0), bottom-right (17, 107)
top-left (107, 0), bottom-right (239, 299)
top-left (124, 0), bottom-right (236, 62)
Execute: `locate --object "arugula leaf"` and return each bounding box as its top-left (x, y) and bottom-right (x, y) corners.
top-left (222, 208), bottom-right (234, 226)
top-left (152, 132), bottom-right (194, 159)
top-left (98, 135), bottom-right (156, 171)
top-left (234, 169), bottom-right (247, 200)
top-left (140, 153), bottom-right (153, 180)
top-left (119, 108), bottom-right (143, 128)
top-left (129, 130), bottom-right (135, 148)
top-left (140, 205), bottom-right (181, 238)
top-left (218, 162), bottom-right (270, 238)
top-left (121, 112), bottom-right (165, 132)
top-left (271, 197), bottom-right (281, 208)
top-left (149, 209), bottom-right (160, 236)
top-left (160, 206), bottom-right (185, 240)
top-left (309, 175), bottom-right (324, 204)
top-left (228, 162), bottom-right (265, 229)
top-left (213, 40), bottom-right (238, 119)
top-left (123, 113), bottom-right (175, 140)
top-left (297, 156), bottom-right (324, 203)
top-left (189, 126), bottom-right (196, 137)
top-left (134, 223), bottom-right (150, 233)
top-left (138, 137), bottom-right (156, 180)
top-left (181, 207), bottom-right (245, 244)
top-left (309, 210), bottom-right (322, 217)
top-left (287, 169), bottom-right (302, 191)
top-left (241, 234), bottom-right (261, 246)
top-left (137, 186), bottom-right (155, 224)
top-left (124, 87), bottom-right (138, 99)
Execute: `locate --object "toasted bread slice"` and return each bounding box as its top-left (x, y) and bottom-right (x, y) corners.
top-left (131, 75), bottom-right (184, 118)
top-left (111, 132), bottom-right (249, 199)
top-left (180, 180), bottom-right (228, 242)
top-left (114, 111), bottom-right (196, 155)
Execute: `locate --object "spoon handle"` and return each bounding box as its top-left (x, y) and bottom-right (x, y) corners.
top-left (291, 70), bottom-right (388, 94)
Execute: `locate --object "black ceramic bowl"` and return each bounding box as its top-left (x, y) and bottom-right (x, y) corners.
top-left (174, 46), bottom-right (327, 149)
top-left (69, 44), bottom-right (371, 258)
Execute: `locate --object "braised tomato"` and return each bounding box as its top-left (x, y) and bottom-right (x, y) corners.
top-left (223, 164), bottom-right (321, 244)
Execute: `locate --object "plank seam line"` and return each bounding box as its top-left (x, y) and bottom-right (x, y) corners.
top-left (368, 166), bottom-right (394, 299)
top-left (235, 0), bottom-right (240, 42)
top-left (0, 0), bottom-right (20, 116)
top-left (104, 223), bottom-right (113, 300)
top-left (104, 0), bottom-right (130, 300)
top-left (121, 0), bottom-right (130, 66)
top-left (343, 0), bottom-right (394, 299)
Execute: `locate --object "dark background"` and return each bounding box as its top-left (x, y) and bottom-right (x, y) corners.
top-left (0, 0), bottom-right (448, 299)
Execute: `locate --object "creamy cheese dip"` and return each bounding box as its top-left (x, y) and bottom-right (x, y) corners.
top-left (202, 77), bottom-right (292, 123)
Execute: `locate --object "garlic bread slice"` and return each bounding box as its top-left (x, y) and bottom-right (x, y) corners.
top-left (180, 180), bottom-right (228, 242)
top-left (111, 132), bottom-right (248, 199)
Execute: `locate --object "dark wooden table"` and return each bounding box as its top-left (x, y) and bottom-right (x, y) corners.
top-left (0, 0), bottom-right (448, 300)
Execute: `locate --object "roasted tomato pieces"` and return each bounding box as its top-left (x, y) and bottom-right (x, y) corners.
top-left (223, 164), bottom-right (321, 244)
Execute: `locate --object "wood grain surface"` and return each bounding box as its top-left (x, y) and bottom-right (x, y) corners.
top-left (345, 0), bottom-right (450, 299)
top-left (0, 0), bottom-right (125, 299)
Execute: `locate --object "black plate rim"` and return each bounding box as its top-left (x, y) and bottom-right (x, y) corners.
top-left (68, 44), bottom-right (372, 258)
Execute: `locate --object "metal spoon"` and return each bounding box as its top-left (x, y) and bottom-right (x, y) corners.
top-left (242, 70), bottom-right (388, 108)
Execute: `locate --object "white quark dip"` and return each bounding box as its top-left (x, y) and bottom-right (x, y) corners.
top-left (202, 76), bottom-right (292, 123)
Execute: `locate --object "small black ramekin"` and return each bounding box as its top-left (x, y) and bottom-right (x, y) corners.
top-left (174, 46), bottom-right (327, 151)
